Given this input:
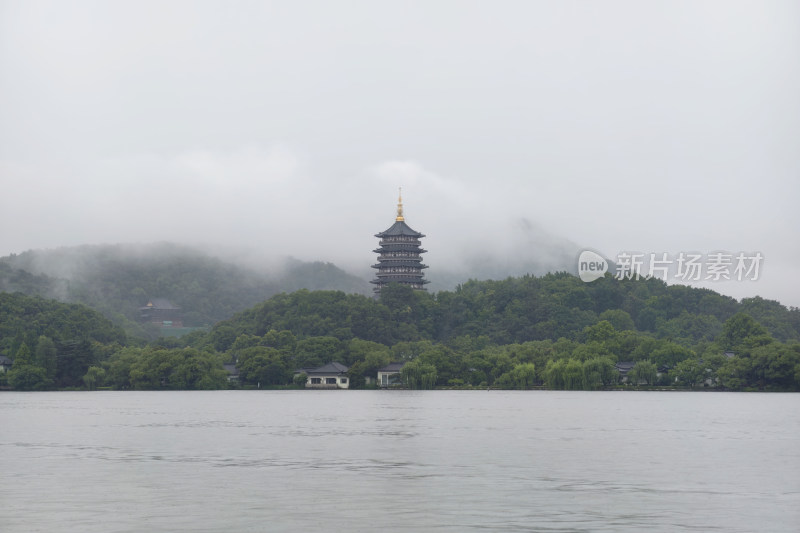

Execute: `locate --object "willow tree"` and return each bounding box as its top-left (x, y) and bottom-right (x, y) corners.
top-left (583, 357), bottom-right (618, 389)
top-left (563, 359), bottom-right (585, 390)
top-left (510, 363), bottom-right (537, 389)
top-left (628, 360), bottom-right (658, 386)
top-left (543, 359), bottom-right (566, 389)
top-left (401, 359), bottom-right (437, 390)
top-left (544, 358), bottom-right (585, 390)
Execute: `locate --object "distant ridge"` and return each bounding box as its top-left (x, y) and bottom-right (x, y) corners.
top-left (0, 242), bottom-right (371, 339)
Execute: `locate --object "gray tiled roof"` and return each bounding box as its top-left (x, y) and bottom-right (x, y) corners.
top-left (615, 361), bottom-right (636, 373)
top-left (375, 220), bottom-right (424, 238)
top-left (307, 362), bottom-right (349, 375)
top-left (378, 362), bottom-right (405, 373)
top-left (140, 298), bottom-right (180, 311)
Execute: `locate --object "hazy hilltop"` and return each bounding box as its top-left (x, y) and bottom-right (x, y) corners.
top-left (0, 243), bottom-right (371, 338)
top-left (436, 217), bottom-right (583, 285)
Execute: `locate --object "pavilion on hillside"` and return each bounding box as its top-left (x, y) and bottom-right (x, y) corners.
top-left (139, 298), bottom-right (183, 327)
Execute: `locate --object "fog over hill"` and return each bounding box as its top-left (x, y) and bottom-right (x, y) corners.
top-left (0, 243), bottom-right (371, 337)
top-left (1, 2), bottom-right (797, 306)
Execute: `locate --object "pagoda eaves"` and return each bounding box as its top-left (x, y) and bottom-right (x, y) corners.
top-left (371, 190), bottom-right (429, 295)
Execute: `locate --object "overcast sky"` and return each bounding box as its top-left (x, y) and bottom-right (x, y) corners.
top-left (1, 1), bottom-right (798, 306)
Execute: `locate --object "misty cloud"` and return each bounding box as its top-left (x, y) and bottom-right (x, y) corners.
top-left (1, 1), bottom-right (798, 305)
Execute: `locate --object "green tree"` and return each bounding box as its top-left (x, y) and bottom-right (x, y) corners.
top-left (598, 310), bottom-right (636, 331)
top-left (294, 336), bottom-right (344, 368)
top-left (672, 358), bottom-right (705, 387)
top-left (104, 347), bottom-right (141, 389)
top-left (7, 342), bottom-right (52, 390)
top-left (419, 345), bottom-right (460, 385)
top-left (237, 346), bottom-right (289, 387)
top-left (379, 282), bottom-right (417, 314)
top-left (543, 359), bottom-right (566, 389)
top-left (749, 342), bottom-right (800, 390)
top-left (509, 362), bottom-right (537, 389)
top-left (8, 365), bottom-right (51, 391)
top-left (362, 350), bottom-right (391, 376)
top-left (719, 313), bottom-right (771, 351)
top-left (209, 324), bottom-right (239, 352)
top-left (230, 334), bottom-right (263, 352)
top-left (346, 361), bottom-right (368, 389)
top-left (171, 349), bottom-right (228, 389)
top-left (345, 338), bottom-right (390, 367)
top-left (495, 363), bottom-right (537, 389)
top-left (262, 329), bottom-right (298, 352)
top-left (486, 351), bottom-right (514, 386)
top-left (14, 341), bottom-right (32, 366)
top-left (34, 336), bottom-right (58, 380)
top-left (56, 339), bottom-right (96, 388)
top-left (583, 357), bottom-right (618, 389)
top-left (118, 347), bottom-right (227, 390)
top-left (628, 360), bottom-right (658, 386)
top-left (571, 341), bottom-right (614, 362)
top-left (584, 321), bottom-right (619, 344)
top-left (717, 356), bottom-right (752, 390)
top-left (293, 372), bottom-right (308, 388)
top-left (563, 359), bottom-right (585, 390)
top-left (83, 366), bottom-right (105, 390)
top-left (344, 348), bottom-right (391, 389)
top-left (401, 358), bottom-right (437, 389)
top-left (648, 341), bottom-right (694, 369)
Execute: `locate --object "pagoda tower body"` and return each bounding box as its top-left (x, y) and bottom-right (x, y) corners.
top-left (371, 190), bottom-right (429, 295)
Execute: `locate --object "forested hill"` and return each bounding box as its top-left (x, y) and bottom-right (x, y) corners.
top-left (0, 292), bottom-right (125, 347)
top-left (0, 292), bottom-right (126, 389)
top-left (0, 243), bottom-right (371, 337)
top-left (203, 273), bottom-right (800, 350)
top-left (2, 272), bottom-right (799, 391)
top-left (176, 273), bottom-right (799, 392)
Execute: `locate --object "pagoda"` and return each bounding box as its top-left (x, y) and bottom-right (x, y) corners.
top-left (371, 189), bottom-right (429, 295)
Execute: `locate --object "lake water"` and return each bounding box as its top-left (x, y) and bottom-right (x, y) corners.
top-left (1, 390), bottom-right (798, 532)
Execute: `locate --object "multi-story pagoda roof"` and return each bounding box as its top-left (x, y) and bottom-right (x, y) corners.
top-left (375, 220), bottom-right (425, 238)
top-left (371, 189), bottom-right (429, 295)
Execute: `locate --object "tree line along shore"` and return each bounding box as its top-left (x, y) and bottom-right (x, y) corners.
top-left (1, 273), bottom-right (799, 392)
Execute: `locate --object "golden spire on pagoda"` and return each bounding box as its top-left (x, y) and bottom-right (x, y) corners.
top-left (396, 187), bottom-right (405, 221)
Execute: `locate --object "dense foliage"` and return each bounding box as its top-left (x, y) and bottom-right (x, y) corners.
top-left (182, 274), bottom-right (799, 391)
top-left (0, 293), bottom-right (126, 390)
top-left (2, 271), bottom-right (799, 392)
top-left (201, 274), bottom-right (800, 346)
